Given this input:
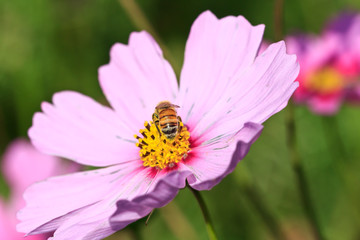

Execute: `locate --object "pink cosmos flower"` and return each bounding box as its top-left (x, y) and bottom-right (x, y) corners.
top-left (286, 12), bottom-right (360, 115)
top-left (0, 139), bottom-right (77, 240)
top-left (17, 11), bottom-right (299, 240)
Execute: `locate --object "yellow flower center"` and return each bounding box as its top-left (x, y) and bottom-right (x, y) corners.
top-left (135, 121), bottom-right (191, 169)
top-left (305, 68), bottom-right (344, 94)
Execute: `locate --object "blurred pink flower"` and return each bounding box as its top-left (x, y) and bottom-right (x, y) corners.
top-left (0, 139), bottom-right (77, 240)
top-left (286, 12), bottom-right (360, 115)
top-left (258, 40), bottom-right (270, 55)
top-left (17, 11), bottom-right (299, 240)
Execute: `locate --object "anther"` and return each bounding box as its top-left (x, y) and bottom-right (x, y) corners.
top-left (140, 140), bottom-right (148, 146)
top-left (141, 131), bottom-right (148, 138)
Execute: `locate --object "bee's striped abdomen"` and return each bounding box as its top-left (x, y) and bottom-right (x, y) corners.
top-left (159, 108), bottom-right (178, 140)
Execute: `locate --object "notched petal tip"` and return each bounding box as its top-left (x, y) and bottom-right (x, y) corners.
top-left (261, 40), bottom-right (300, 80)
top-left (274, 40), bottom-right (300, 63)
top-left (106, 30), bottom-right (158, 62)
top-left (261, 40), bottom-right (286, 56)
top-left (129, 30), bottom-right (164, 57)
top-left (196, 10), bottom-right (265, 32)
top-left (128, 30), bottom-right (153, 43)
top-left (197, 10), bottom-right (217, 20)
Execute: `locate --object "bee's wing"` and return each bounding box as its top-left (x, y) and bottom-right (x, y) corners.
top-left (156, 101), bottom-right (180, 109)
top-left (171, 103), bottom-right (180, 108)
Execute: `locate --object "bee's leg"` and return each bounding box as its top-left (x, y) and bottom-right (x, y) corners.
top-left (152, 113), bottom-right (161, 136)
top-left (154, 123), bottom-right (161, 137)
top-left (152, 113), bottom-right (158, 122)
top-left (177, 116), bottom-right (183, 132)
top-left (177, 116), bottom-right (183, 123)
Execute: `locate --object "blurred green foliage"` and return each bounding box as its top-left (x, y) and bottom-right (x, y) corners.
top-left (1, 0), bottom-right (360, 239)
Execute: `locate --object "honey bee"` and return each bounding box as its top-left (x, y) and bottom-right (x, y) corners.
top-left (152, 101), bottom-right (182, 140)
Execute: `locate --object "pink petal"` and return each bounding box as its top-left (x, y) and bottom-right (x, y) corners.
top-left (17, 161), bottom-right (140, 235)
top-left (190, 41), bottom-right (299, 144)
top-left (0, 199), bottom-right (15, 240)
top-left (308, 94), bottom-right (342, 115)
top-left (2, 139), bottom-right (78, 229)
top-left (29, 91), bottom-right (140, 167)
top-left (18, 161), bottom-right (192, 239)
top-left (325, 12), bottom-right (360, 53)
top-left (227, 42), bottom-right (299, 124)
top-left (258, 40), bottom-right (270, 55)
top-left (44, 169), bottom-right (192, 240)
top-left (48, 169), bottom-right (192, 239)
top-left (177, 10), bottom-right (265, 127)
top-left (46, 202), bottom-right (119, 240)
top-left (45, 170), bottom-right (192, 239)
top-left (185, 122), bottom-right (263, 190)
top-left (99, 31), bottom-right (178, 131)
top-left (285, 34), bottom-right (337, 74)
top-left (292, 73), bottom-right (310, 102)
top-left (2, 139), bottom-right (68, 195)
top-left (346, 84), bottom-right (360, 102)
top-left (333, 51), bottom-right (360, 77)
top-left (110, 169), bottom-right (192, 228)
top-left (51, 168), bottom-right (168, 240)
top-left (1, 198), bottom-right (47, 240)
top-left (1, 140), bottom-right (75, 240)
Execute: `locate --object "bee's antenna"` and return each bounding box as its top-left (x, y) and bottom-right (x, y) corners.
top-left (145, 209), bottom-right (155, 226)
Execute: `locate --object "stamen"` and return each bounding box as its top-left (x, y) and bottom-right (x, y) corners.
top-left (305, 68), bottom-right (344, 94)
top-left (145, 121), bottom-right (151, 131)
top-left (134, 121), bottom-right (191, 169)
top-left (140, 140), bottom-right (148, 146)
top-left (140, 130), bottom-right (147, 138)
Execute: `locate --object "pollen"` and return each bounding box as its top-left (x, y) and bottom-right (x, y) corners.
top-left (135, 121), bottom-right (191, 170)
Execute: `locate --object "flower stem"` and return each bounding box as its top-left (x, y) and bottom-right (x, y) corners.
top-left (321, 116), bottom-right (348, 163)
top-left (235, 166), bottom-right (287, 240)
top-left (243, 183), bottom-right (287, 240)
top-left (274, 0), bottom-right (284, 41)
top-left (285, 103), bottom-right (325, 240)
top-left (274, 0), bottom-right (325, 237)
top-left (160, 202), bottom-right (199, 240)
top-left (321, 115), bottom-right (360, 224)
top-left (188, 186), bottom-right (218, 240)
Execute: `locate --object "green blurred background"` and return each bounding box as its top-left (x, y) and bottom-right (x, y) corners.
top-left (1, 0), bottom-right (360, 239)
